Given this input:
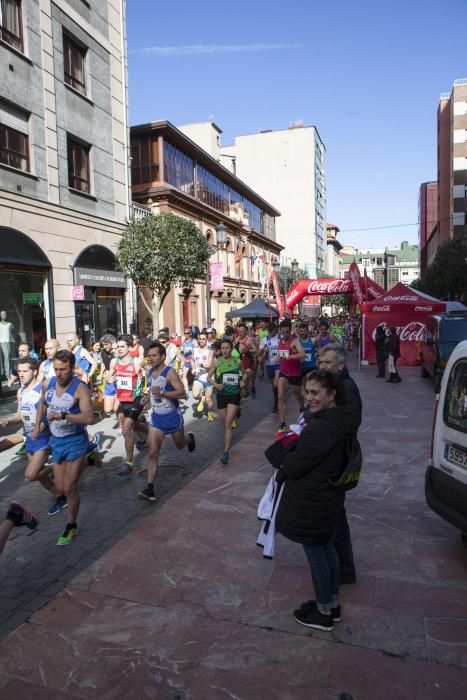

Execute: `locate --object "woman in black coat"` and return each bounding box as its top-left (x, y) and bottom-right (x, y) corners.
top-left (374, 325), bottom-right (387, 378)
top-left (384, 326), bottom-right (401, 383)
top-left (275, 370), bottom-right (353, 631)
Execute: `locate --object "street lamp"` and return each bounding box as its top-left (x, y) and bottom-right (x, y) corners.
top-left (291, 259), bottom-right (299, 275)
top-left (272, 259), bottom-right (280, 275)
top-left (206, 222), bottom-right (228, 326)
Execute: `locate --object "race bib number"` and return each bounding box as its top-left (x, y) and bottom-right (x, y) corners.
top-left (304, 352), bottom-right (312, 363)
top-left (279, 349), bottom-right (289, 359)
top-left (117, 376), bottom-right (132, 390)
top-left (223, 373), bottom-right (239, 386)
top-left (270, 350), bottom-right (279, 362)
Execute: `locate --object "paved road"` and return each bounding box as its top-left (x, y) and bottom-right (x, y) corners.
top-left (0, 377), bottom-right (275, 639)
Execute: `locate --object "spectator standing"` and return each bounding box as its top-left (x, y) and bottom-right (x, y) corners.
top-left (374, 326), bottom-right (387, 378)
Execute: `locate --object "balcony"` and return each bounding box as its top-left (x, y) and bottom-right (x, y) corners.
top-left (131, 202), bottom-right (152, 221)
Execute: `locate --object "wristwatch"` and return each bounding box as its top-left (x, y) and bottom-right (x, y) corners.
top-left (60, 411), bottom-right (68, 421)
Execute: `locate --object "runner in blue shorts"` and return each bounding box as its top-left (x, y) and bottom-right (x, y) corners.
top-left (34, 349), bottom-right (94, 545)
top-left (138, 341), bottom-right (196, 502)
top-left (258, 322), bottom-right (281, 413)
top-left (0, 357), bottom-right (65, 515)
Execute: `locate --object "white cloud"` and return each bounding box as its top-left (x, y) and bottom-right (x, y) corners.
top-left (131, 43), bottom-right (302, 57)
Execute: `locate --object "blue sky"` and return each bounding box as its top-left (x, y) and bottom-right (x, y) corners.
top-left (126, 0), bottom-right (467, 250)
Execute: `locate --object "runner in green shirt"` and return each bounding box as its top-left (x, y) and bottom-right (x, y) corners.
top-left (208, 339), bottom-right (244, 465)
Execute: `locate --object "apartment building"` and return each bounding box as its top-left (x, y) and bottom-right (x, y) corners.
top-left (0, 0), bottom-right (131, 352)
top-left (418, 181), bottom-right (438, 276)
top-left (130, 120), bottom-right (282, 333)
top-left (420, 79), bottom-right (467, 273)
top-left (179, 121), bottom-right (327, 279)
top-left (340, 241), bottom-right (419, 290)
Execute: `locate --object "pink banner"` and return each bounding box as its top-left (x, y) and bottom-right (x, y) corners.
top-left (271, 271), bottom-right (284, 316)
top-left (210, 262), bottom-right (224, 291)
top-left (349, 263), bottom-right (363, 304)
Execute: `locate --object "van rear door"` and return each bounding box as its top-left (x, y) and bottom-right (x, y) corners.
top-left (435, 359), bottom-right (467, 489)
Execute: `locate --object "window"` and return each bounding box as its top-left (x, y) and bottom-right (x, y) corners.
top-left (67, 137), bottom-right (90, 192)
top-left (0, 0), bottom-right (23, 51)
top-left (131, 136), bottom-right (159, 185)
top-left (63, 34), bottom-right (86, 94)
top-left (377, 257), bottom-right (383, 266)
top-left (444, 360), bottom-right (467, 433)
top-left (0, 100), bottom-right (29, 171)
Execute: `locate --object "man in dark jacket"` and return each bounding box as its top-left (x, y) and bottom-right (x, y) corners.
top-left (318, 343), bottom-right (362, 584)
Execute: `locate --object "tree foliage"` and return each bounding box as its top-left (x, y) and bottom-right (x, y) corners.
top-left (277, 265), bottom-right (308, 296)
top-left (116, 212), bottom-right (212, 332)
top-left (412, 238), bottom-right (467, 300)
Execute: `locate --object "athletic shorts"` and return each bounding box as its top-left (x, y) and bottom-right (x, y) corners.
top-left (149, 408), bottom-right (183, 434)
top-left (279, 372), bottom-right (302, 387)
top-left (50, 432), bottom-right (88, 465)
top-left (266, 364), bottom-right (280, 380)
top-left (184, 360), bottom-right (192, 369)
top-left (193, 376), bottom-right (211, 389)
top-left (301, 366), bottom-right (317, 378)
top-left (117, 397), bottom-right (145, 420)
top-left (104, 382), bottom-right (117, 396)
top-left (25, 433), bottom-right (50, 455)
top-left (216, 393), bottom-right (241, 410)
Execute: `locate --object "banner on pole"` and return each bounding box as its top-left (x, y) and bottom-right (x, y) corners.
top-left (271, 271), bottom-right (284, 316)
top-left (210, 262), bottom-right (224, 291)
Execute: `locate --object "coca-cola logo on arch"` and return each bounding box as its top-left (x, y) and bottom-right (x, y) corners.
top-left (371, 322), bottom-right (427, 342)
top-left (414, 305), bottom-right (433, 312)
top-left (306, 279), bottom-right (353, 295)
top-left (372, 306), bottom-right (391, 312)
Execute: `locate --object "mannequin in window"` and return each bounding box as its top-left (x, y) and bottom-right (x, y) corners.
top-left (0, 311), bottom-right (15, 378)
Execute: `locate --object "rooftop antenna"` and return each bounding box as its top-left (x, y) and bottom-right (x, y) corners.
top-left (289, 118), bottom-right (303, 129)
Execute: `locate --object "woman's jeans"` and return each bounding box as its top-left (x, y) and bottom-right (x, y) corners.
top-left (303, 538), bottom-right (340, 609)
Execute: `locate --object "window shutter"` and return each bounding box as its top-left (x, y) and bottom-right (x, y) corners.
top-left (0, 100), bottom-right (29, 134)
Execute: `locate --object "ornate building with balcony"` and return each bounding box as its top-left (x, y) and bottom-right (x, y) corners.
top-left (130, 120), bottom-right (283, 333)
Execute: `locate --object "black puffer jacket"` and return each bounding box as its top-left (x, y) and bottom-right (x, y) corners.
top-left (275, 406), bottom-right (354, 546)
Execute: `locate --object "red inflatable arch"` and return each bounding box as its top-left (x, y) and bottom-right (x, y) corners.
top-left (285, 272), bottom-right (385, 312)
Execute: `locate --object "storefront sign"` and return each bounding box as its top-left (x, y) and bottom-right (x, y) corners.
top-left (72, 285), bottom-right (85, 301)
top-left (74, 267), bottom-right (126, 289)
top-left (23, 292), bottom-right (43, 305)
top-left (210, 262), bottom-right (224, 291)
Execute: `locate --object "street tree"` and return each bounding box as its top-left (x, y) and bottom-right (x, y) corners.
top-left (116, 213), bottom-right (212, 334)
top-left (412, 238), bottom-right (467, 300)
top-left (277, 265), bottom-right (308, 296)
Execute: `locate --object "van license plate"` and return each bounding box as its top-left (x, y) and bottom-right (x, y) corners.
top-left (444, 444), bottom-right (467, 468)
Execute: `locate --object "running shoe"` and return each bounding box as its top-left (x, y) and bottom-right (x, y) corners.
top-left (278, 423), bottom-right (287, 432)
top-left (47, 495), bottom-right (68, 516)
top-left (7, 502), bottom-right (38, 530)
top-left (196, 399), bottom-right (205, 413)
top-left (298, 599), bottom-right (341, 622)
top-left (232, 419), bottom-right (237, 429)
top-left (207, 411), bottom-right (215, 422)
top-left (117, 461), bottom-right (133, 476)
top-left (138, 486), bottom-right (156, 502)
top-left (57, 525), bottom-right (78, 546)
top-left (15, 445), bottom-right (27, 457)
top-left (187, 432), bottom-right (196, 453)
top-left (220, 451), bottom-right (229, 464)
top-left (135, 440), bottom-right (148, 451)
top-left (293, 603), bottom-right (334, 631)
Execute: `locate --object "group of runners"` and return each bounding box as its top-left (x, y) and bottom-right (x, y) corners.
top-left (0, 314), bottom-right (358, 548)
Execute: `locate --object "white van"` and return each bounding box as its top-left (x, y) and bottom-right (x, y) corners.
top-left (425, 340), bottom-right (467, 545)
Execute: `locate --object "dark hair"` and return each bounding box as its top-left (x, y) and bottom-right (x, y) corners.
top-left (18, 342), bottom-right (31, 350)
top-left (267, 322), bottom-right (277, 331)
top-left (279, 319), bottom-right (291, 329)
top-left (117, 334), bottom-right (132, 347)
top-left (54, 349), bottom-right (75, 367)
top-left (17, 357), bottom-right (39, 371)
top-left (148, 341), bottom-right (166, 358)
top-left (224, 327), bottom-right (235, 336)
top-left (100, 334), bottom-right (116, 344)
top-left (220, 339), bottom-right (233, 350)
top-left (319, 322), bottom-right (330, 330)
top-left (304, 369), bottom-right (347, 405)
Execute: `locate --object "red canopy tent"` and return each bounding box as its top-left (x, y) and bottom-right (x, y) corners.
top-left (360, 283), bottom-right (446, 366)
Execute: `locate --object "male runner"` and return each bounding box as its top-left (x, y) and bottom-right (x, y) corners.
top-left (180, 327), bottom-right (197, 394)
top-left (7, 343), bottom-right (33, 387)
top-left (139, 342), bottom-right (195, 501)
top-left (37, 339), bottom-right (60, 383)
top-left (100, 334), bottom-right (118, 416)
top-left (258, 322), bottom-right (281, 412)
top-left (277, 319), bottom-right (305, 431)
top-left (315, 322), bottom-right (338, 353)
top-left (192, 331), bottom-right (214, 421)
top-left (106, 334), bottom-right (144, 475)
top-left (297, 322), bottom-right (318, 383)
top-left (66, 333), bottom-right (97, 382)
top-left (1, 357), bottom-right (65, 515)
top-left (33, 349), bottom-right (93, 545)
